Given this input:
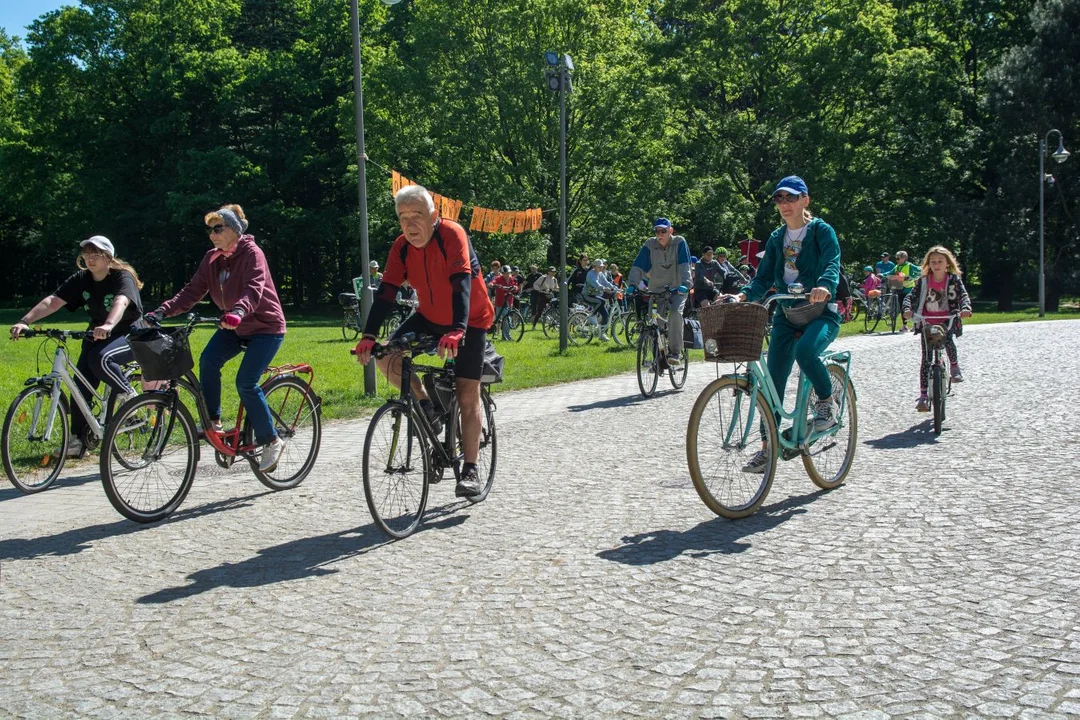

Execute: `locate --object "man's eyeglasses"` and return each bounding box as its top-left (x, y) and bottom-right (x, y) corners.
top-left (207, 224), bottom-right (227, 235)
top-left (771, 193), bottom-right (803, 205)
top-left (654, 227), bottom-right (671, 233)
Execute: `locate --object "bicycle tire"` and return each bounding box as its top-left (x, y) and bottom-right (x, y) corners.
top-left (687, 377), bottom-right (778, 519)
top-left (567, 311), bottom-right (592, 345)
top-left (383, 311), bottom-right (404, 339)
top-left (250, 376), bottom-right (322, 490)
top-left (100, 393), bottom-right (199, 523)
top-left (669, 350), bottom-right (688, 390)
top-left (2, 385), bottom-right (69, 493)
top-left (507, 310), bottom-right (525, 342)
top-left (624, 316), bottom-right (643, 347)
top-left (886, 294), bottom-right (899, 333)
top-left (803, 364), bottom-right (858, 489)
top-left (636, 330), bottom-right (660, 397)
top-left (342, 309), bottom-right (360, 341)
top-left (863, 301), bottom-right (880, 333)
top-left (451, 389), bottom-right (497, 504)
top-left (363, 403), bottom-right (430, 539)
top-left (541, 309), bottom-right (559, 338)
top-left (932, 364), bottom-right (945, 435)
top-left (849, 298), bottom-right (861, 323)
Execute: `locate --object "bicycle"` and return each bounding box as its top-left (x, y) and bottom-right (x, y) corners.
top-left (568, 292), bottom-right (626, 346)
top-left (492, 298), bottom-right (525, 343)
top-left (339, 292), bottom-right (362, 341)
top-left (634, 287), bottom-right (689, 397)
top-left (838, 287), bottom-right (864, 324)
top-left (99, 315), bottom-right (322, 523)
top-left (2, 328), bottom-right (142, 493)
top-left (383, 295), bottom-right (419, 338)
top-left (358, 334), bottom-right (497, 539)
top-left (915, 313), bottom-right (959, 435)
top-left (687, 289), bottom-right (858, 519)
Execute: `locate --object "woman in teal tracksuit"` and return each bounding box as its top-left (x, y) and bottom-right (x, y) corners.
top-left (732, 176), bottom-right (842, 473)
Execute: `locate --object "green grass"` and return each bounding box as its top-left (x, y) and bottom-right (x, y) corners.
top-left (2, 304), bottom-right (1077, 423)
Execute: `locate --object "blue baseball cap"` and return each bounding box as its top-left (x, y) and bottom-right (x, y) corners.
top-left (773, 176), bottom-right (809, 196)
top-left (653, 217), bottom-right (672, 229)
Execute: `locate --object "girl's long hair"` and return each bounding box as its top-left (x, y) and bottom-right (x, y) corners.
top-left (919, 246), bottom-right (962, 277)
top-left (77, 254), bottom-right (145, 289)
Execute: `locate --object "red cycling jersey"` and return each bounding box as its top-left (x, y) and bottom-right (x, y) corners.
top-left (380, 219), bottom-right (495, 331)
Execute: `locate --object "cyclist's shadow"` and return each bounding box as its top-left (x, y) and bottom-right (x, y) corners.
top-left (863, 420), bottom-right (939, 448)
top-left (597, 490), bottom-right (826, 566)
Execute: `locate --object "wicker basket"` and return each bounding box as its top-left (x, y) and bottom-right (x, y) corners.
top-left (699, 302), bottom-right (768, 362)
top-left (887, 274), bottom-right (906, 289)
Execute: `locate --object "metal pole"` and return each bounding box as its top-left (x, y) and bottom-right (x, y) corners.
top-left (350, 0), bottom-right (377, 394)
top-left (558, 63), bottom-right (568, 351)
top-left (1039, 137), bottom-right (1045, 318)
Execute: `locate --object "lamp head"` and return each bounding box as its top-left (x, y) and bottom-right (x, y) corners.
top-left (1052, 139), bottom-right (1070, 164)
top-left (544, 51), bottom-right (559, 66)
top-left (381, 0), bottom-right (403, 4)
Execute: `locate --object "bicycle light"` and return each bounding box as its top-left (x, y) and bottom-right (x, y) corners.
top-left (705, 338), bottom-right (718, 355)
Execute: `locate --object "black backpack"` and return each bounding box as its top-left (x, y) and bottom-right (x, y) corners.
top-left (835, 268), bottom-right (851, 303)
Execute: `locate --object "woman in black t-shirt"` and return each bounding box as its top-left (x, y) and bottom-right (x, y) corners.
top-left (9, 236), bottom-right (145, 458)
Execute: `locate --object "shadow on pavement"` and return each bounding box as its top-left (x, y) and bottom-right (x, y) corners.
top-left (0, 492), bottom-right (270, 561)
top-left (568, 390), bottom-right (679, 412)
top-left (596, 489), bottom-right (828, 565)
top-left (138, 501), bottom-right (477, 603)
top-left (0, 470), bottom-right (101, 502)
top-left (863, 420), bottom-right (939, 449)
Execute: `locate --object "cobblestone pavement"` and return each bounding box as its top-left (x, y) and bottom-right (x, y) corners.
top-left (1, 320), bottom-right (1079, 719)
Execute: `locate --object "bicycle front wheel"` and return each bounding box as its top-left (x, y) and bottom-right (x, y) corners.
top-left (803, 364), bottom-right (858, 489)
top-left (342, 309), bottom-right (360, 341)
top-left (863, 301), bottom-right (880, 333)
top-left (624, 317), bottom-right (643, 346)
top-left (252, 376), bottom-right (322, 490)
top-left (687, 377), bottom-right (778, 519)
top-left (2, 386), bottom-right (69, 493)
top-left (101, 393), bottom-right (199, 523)
top-left (636, 330), bottom-right (660, 398)
top-left (363, 403), bottom-right (430, 539)
top-left (507, 310), bottom-right (525, 342)
top-left (931, 364), bottom-right (946, 435)
top-left (567, 311), bottom-right (593, 345)
top-left (886, 295), bottom-right (899, 333)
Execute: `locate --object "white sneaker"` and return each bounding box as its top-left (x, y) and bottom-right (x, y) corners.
top-left (667, 355), bottom-right (681, 368)
top-left (258, 437), bottom-right (286, 473)
top-left (600, 333), bottom-right (610, 342)
top-left (812, 399), bottom-right (837, 432)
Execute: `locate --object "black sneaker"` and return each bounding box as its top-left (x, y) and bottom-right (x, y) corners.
top-left (455, 465), bottom-right (484, 498)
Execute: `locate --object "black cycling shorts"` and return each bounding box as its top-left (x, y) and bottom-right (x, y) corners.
top-left (391, 314), bottom-right (488, 381)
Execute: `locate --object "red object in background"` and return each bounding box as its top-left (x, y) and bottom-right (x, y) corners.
top-left (739, 239), bottom-right (761, 268)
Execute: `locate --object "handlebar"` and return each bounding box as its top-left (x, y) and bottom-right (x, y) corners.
top-left (912, 313), bottom-right (960, 329)
top-left (350, 332), bottom-right (441, 359)
top-left (12, 328), bottom-right (94, 341)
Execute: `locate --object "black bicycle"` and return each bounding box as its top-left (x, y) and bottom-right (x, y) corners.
top-left (358, 334), bottom-right (497, 539)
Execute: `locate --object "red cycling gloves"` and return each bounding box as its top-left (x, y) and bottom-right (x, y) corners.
top-left (437, 329), bottom-right (465, 357)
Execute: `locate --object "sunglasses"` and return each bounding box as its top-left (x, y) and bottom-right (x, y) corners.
top-left (771, 193), bottom-right (803, 204)
top-left (654, 227), bottom-right (671, 233)
top-left (207, 224), bottom-right (227, 235)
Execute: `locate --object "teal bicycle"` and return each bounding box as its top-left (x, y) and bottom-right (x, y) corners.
top-left (686, 288), bottom-right (858, 519)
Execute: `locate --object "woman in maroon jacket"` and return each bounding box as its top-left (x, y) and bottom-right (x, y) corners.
top-left (149, 204), bottom-right (287, 473)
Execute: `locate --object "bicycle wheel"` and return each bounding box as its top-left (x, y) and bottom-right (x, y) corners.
top-left (452, 389), bottom-right (498, 504)
top-left (251, 376), bottom-right (322, 490)
top-left (363, 403), bottom-right (430, 539)
top-left (863, 301), bottom-right (880, 333)
top-left (507, 310), bottom-right (525, 342)
top-left (567, 311), bottom-right (593, 345)
top-left (669, 347), bottom-right (689, 390)
top-left (886, 295), bottom-right (899, 333)
top-left (636, 330), bottom-right (660, 397)
top-left (100, 393), bottom-right (199, 523)
top-left (687, 377), bottom-right (778, 519)
top-left (542, 308), bottom-right (559, 338)
top-left (2, 386), bottom-right (68, 493)
top-left (624, 317), bottom-right (643, 347)
top-left (608, 310), bottom-right (626, 346)
top-left (803, 364), bottom-right (858, 489)
top-left (931, 364), bottom-right (946, 435)
top-left (848, 298), bottom-right (861, 323)
top-left (342, 308), bottom-right (360, 341)
top-left (383, 311), bottom-right (404, 339)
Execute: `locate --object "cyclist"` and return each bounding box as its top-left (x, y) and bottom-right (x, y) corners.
top-left (628, 217), bottom-right (692, 367)
top-left (725, 176), bottom-right (843, 473)
top-left (147, 204), bottom-right (288, 473)
top-left (582, 258), bottom-right (618, 340)
top-left (890, 250), bottom-right (919, 331)
top-left (694, 246), bottom-right (723, 308)
top-left (491, 265), bottom-right (519, 340)
top-left (902, 245), bottom-right (972, 412)
top-left (531, 266), bottom-right (559, 329)
top-left (715, 248), bottom-right (749, 290)
top-left (875, 252), bottom-right (895, 277)
top-left (9, 236), bottom-right (145, 458)
top-left (369, 260), bottom-right (382, 286)
top-left (353, 185), bottom-right (496, 498)
top-left (568, 254), bottom-right (590, 304)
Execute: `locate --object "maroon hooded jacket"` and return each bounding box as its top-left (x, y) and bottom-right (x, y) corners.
top-left (159, 235), bottom-right (286, 336)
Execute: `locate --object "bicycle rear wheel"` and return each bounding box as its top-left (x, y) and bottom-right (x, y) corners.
top-left (669, 349), bottom-right (688, 390)
top-left (848, 298), bottom-right (862, 323)
top-left (541, 308), bottom-right (559, 338)
top-left (567, 311), bottom-right (593, 345)
top-left (342, 308), bottom-right (360, 341)
top-left (452, 389), bottom-right (497, 503)
top-left (886, 295), bottom-right (899, 333)
top-left (100, 393), bottom-right (199, 523)
top-left (863, 301), bottom-right (880, 333)
top-left (803, 364), bottom-right (858, 489)
top-left (636, 330), bottom-right (660, 397)
top-left (507, 310), bottom-right (525, 342)
top-left (624, 316), bottom-right (643, 346)
top-left (363, 403), bottom-right (430, 539)
top-left (251, 376), bottom-right (322, 490)
top-left (931, 364), bottom-right (946, 435)
top-left (2, 386), bottom-right (69, 493)
top-left (687, 377), bottom-right (778, 519)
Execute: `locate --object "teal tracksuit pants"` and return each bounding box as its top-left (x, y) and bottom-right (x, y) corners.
top-left (766, 310), bottom-right (840, 401)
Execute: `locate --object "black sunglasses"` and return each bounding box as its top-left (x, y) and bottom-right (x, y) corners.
top-left (207, 224), bottom-right (227, 235)
top-left (771, 193), bottom-right (803, 204)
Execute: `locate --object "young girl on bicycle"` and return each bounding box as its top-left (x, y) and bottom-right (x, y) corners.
top-left (9, 236), bottom-right (145, 457)
top-left (902, 246), bottom-right (972, 412)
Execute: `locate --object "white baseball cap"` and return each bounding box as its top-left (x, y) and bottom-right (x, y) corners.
top-left (80, 236), bottom-right (115, 256)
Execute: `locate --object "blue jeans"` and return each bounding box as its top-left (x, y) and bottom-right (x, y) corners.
top-left (200, 330), bottom-right (284, 445)
top-left (766, 311), bottom-right (839, 401)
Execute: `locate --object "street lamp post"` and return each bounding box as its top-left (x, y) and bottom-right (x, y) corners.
top-left (1038, 129), bottom-right (1070, 318)
top-left (350, 0), bottom-right (400, 394)
top-left (544, 52), bottom-right (573, 351)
